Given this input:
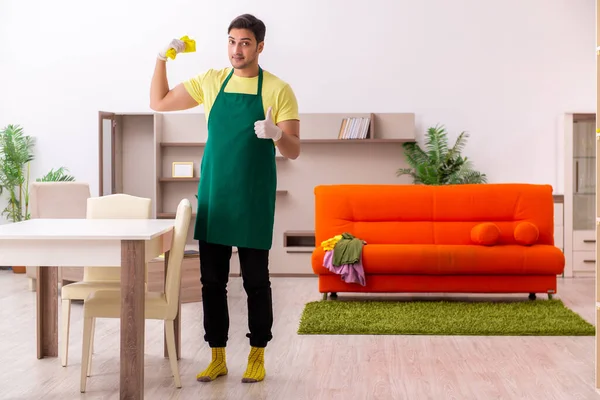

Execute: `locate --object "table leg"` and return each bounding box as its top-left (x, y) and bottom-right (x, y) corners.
top-left (163, 251), bottom-right (181, 360)
top-left (36, 266), bottom-right (58, 358)
top-left (120, 240), bottom-right (145, 399)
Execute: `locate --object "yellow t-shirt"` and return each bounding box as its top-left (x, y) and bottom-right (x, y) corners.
top-left (183, 67), bottom-right (299, 124)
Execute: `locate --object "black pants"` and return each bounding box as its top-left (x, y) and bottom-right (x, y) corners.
top-left (199, 240), bottom-right (273, 348)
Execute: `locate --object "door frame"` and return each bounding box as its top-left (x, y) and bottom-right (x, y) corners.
top-left (98, 111), bottom-right (116, 196)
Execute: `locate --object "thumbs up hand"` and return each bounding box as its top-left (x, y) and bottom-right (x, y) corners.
top-left (254, 107), bottom-right (283, 142)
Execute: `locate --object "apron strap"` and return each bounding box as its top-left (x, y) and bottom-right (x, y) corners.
top-left (256, 66), bottom-right (263, 96)
top-left (219, 68), bottom-right (235, 94)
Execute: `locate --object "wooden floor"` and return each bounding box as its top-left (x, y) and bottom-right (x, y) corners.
top-left (0, 270), bottom-right (598, 400)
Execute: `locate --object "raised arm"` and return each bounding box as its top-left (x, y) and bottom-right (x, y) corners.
top-left (150, 39), bottom-right (199, 112)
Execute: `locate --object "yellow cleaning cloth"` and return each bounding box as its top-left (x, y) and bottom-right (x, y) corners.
top-left (321, 234), bottom-right (342, 251)
top-left (166, 35), bottom-right (196, 60)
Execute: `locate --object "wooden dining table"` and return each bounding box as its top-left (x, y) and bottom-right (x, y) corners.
top-left (0, 218), bottom-right (178, 399)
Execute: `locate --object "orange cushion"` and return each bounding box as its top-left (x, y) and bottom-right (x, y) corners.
top-left (514, 222), bottom-right (539, 245)
top-left (470, 222), bottom-right (500, 245)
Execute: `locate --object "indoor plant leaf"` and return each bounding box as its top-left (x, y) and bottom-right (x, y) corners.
top-left (398, 124), bottom-right (486, 185)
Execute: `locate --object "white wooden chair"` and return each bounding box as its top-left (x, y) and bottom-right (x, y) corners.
top-left (80, 198), bottom-right (191, 392)
top-left (60, 193), bottom-right (152, 367)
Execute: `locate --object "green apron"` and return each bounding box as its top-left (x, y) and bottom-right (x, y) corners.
top-left (194, 66), bottom-right (277, 250)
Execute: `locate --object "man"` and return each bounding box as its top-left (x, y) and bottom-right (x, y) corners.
top-left (149, 14), bottom-right (300, 383)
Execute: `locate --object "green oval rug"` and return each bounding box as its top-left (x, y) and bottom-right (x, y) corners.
top-left (297, 299), bottom-right (595, 336)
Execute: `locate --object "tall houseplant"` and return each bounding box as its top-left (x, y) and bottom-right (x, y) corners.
top-left (0, 126), bottom-right (77, 223)
top-left (397, 124), bottom-right (487, 185)
top-left (0, 124), bottom-right (36, 222)
top-left (0, 124), bottom-right (35, 273)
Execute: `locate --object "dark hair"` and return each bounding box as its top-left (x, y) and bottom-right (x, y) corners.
top-left (228, 14), bottom-right (266, 43)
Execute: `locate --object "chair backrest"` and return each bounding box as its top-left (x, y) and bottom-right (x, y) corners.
top-left (84, 193), bottom-right (152, 282)
top-left (87, 193), bottom-right (152, 219)
top-left (29, 182), bottom-right (90, 219)
top-left (164, 199), bottom-right (192, 320)
top-left (27, 182), bottom-right (91, 279)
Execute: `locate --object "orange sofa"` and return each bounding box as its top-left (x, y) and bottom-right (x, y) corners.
top-left (311, 183), bottom-right (565, 300)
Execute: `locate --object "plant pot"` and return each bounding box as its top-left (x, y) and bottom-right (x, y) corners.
top-left (12, 266), bottom-right (26, 274)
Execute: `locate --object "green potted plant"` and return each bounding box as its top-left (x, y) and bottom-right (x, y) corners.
top-left (0, 124), bottom-right (35, 273)
top-left (397, 124), bottom-right (487, 185)
top-left (0, 124), bottom-right (36, 223)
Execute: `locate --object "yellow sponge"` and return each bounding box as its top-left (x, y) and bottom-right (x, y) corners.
top-left (166, 35), bottom-right (196, 60)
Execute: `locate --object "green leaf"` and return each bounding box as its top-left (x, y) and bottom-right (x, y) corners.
top-left (36, 167), bottom-right (76, 182)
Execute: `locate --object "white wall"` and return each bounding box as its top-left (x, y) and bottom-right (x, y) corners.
top-left (0, 0), bottom-right (595, 197)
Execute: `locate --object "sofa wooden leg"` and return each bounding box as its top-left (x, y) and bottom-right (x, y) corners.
top-left (330, 292), bottom-right (338, 300)
top-left (528, 293), bottom-right (536, 300)
top-left (548, 293), bottom-right (553, 300)
top-left (322, 293), bottom-right (328, 300)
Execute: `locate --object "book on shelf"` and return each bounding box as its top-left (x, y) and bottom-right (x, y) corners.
top-left (338, 116), bottom-right (371, 139)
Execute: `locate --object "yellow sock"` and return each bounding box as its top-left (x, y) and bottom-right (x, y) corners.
top-left (241, 346), bottom-right (266, 383)
top-left (196, 347), bottom-right (228, 382)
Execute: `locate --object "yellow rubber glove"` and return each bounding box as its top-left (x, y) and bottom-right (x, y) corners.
top-left (166, 35), bottom-right (196, 60)
top-left (158, 36), bottom-right (196, 61)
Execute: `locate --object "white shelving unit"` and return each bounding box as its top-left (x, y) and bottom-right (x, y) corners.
top-left (564, 113), bottom-right (596, 278)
